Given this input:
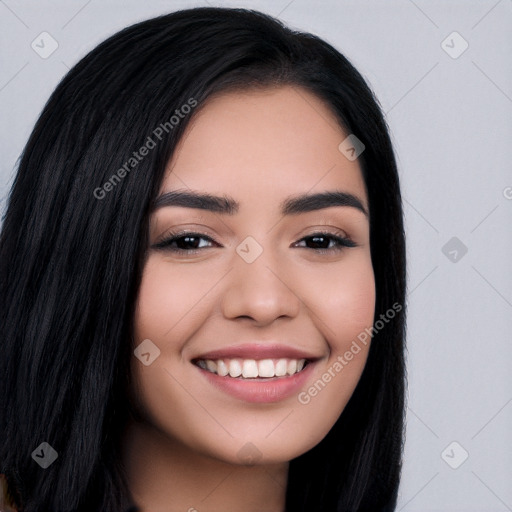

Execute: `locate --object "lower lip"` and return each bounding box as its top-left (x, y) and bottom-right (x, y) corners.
top-left (195, 361), bottom-right (316, 403)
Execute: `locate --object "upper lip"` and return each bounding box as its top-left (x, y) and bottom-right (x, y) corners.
top-left (192, 343), bottom-right (323, 362)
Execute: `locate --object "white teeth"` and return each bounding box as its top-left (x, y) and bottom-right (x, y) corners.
top-left (275, 359), bottom-right (287, 376)
top-left (258, 359), bottom-right (275, 377)
top-left (228, 359), bottom-right (242, 378)
top-left (196, 357), bottom-right (309, 378)
top-left (242, 359), bottom-right (258, 378)
top-left (217, 359), bottom-right (229, 377)
top-left (286, 359), bottom-right (297, 375)
top-left (206, 360), bottom-right (217, 373)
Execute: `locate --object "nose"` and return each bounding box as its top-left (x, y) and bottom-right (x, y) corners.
top-left (220, 249), bottom-right (301, 326)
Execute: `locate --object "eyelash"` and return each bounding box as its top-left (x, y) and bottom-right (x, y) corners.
top-left (153, 229), bottom-right (357, 255)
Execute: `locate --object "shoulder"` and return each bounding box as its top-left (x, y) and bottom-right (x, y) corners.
top-left (0, 473), bottom-right (19, 511)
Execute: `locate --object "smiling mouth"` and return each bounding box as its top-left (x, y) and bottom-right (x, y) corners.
top-left (193, 357), bottom-right (310, 379)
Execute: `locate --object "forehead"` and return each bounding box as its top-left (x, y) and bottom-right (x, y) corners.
top-left (162, 86), bottom-right (368, 210)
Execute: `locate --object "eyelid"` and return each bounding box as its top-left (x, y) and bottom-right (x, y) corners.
top-left (152, 227), bottom-right (357, 254)
top-left (293, 225), bottom-right (350, 241)
top-left (152, 228), bottom-right (218, 250)
top-left (293, 230), bottom-right (357, 250)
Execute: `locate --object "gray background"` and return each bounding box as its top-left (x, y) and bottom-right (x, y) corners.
top-left (1, 1), bottom-right (511, 510)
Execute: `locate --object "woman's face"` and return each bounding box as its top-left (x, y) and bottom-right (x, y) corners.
top-left (131, 85), bottom-right (375, 465)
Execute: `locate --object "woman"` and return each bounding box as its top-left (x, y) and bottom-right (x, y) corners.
top-left (0, 7), bottom-right (406, 511)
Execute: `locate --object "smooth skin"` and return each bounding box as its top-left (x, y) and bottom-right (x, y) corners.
top-left (121, 86), bottom-right (375, 512)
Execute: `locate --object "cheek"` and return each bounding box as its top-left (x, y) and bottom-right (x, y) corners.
top-left (133, 257), bottom-right (211, 345)
top-left (324, 262), bottom-right (376, 345)
top-left (298, 251), bottom-right (376, 348)
top-left (130, 257), bottom-right (216, 442)
top-left (284, 252), bottom-right (375, 447)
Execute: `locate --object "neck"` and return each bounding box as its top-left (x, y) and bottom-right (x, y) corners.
top-left (121, 419), bottom-right (288, 512)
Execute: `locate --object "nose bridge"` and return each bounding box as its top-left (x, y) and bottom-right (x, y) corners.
top-left (220, 235), bottom-right (301, 323)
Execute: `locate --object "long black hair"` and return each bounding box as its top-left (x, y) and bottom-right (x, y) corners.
top-left (0, 7), bottom-right (406, 511)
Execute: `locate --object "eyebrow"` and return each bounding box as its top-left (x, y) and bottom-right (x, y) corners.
top-left (151, 189), bottom-right (368, 217)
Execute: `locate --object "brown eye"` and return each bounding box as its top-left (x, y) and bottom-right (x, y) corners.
top-left (294, 232), bottom-right (357, 252)
top-left (153, 231), bottom-right (218, 253)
